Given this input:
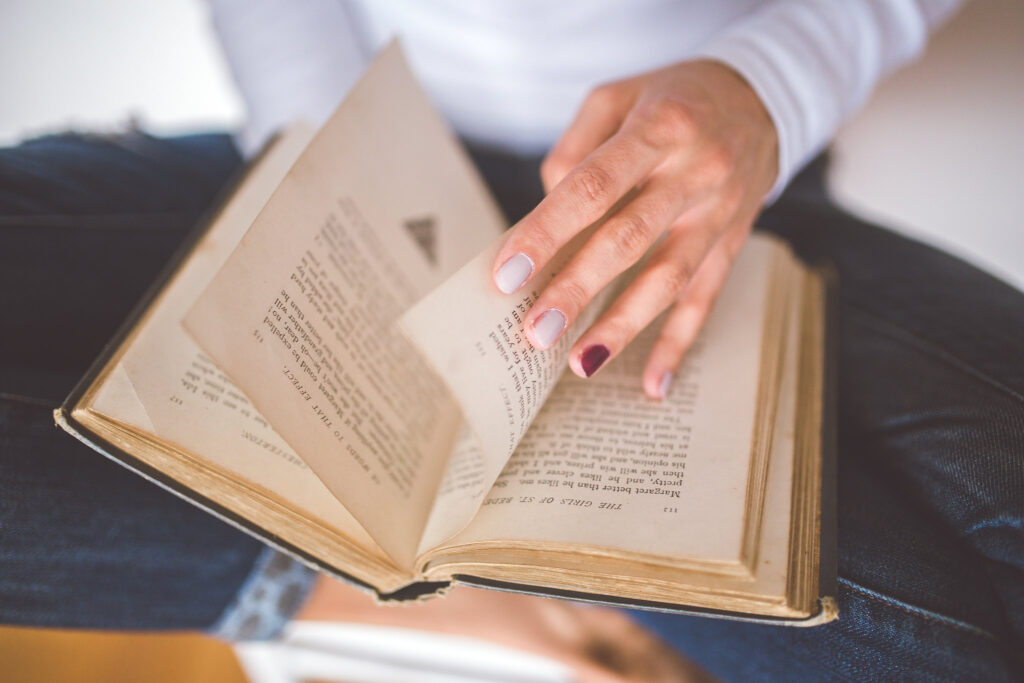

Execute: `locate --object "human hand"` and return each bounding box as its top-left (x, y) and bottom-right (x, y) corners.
top-left (491, 60), bottom-right (778, 398)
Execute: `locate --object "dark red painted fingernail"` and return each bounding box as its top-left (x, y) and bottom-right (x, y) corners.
top-left (580, 344), bottom-right (610, 377)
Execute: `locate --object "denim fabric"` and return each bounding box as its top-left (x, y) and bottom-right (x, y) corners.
top-left (0, 132), bottom-right (240, 401)
top-left (1, 132), bottom-right (1021, 679)
top-left (652, 176), bottom-right (1024, 680)
top-left (0, 131), bottom-right (313, 636)
top-left (469, 151), bottom-right (1024, 680)
top-left (209, 547), bottom-right (316, 640)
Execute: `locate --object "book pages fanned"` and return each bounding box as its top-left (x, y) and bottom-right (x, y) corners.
top-left (185, 44), bottom-right (505, 568)
top-left (57, 42), bottom-right (834, 624)
top-left (401, 234), bottom-right (780, 567)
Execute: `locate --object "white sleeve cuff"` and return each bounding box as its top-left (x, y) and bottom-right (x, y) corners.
top-left (699, 35), bottom-right (805, 203)
top-left (697, 0), bottom-right (962, 202)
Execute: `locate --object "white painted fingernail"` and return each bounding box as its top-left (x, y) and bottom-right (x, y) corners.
top-left (495, 253), bottom-right (534, 294)
top-left (659, 371), bottom-right (674, 399)
top-left (530, 308), bottom-right (567, 349)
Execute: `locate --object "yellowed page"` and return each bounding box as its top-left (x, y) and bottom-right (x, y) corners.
top-left (422, 300), bottom-right (803, 609)
top-left (415, 424), bottom-right (488, 554)
top-left (420, 236), bottom-right (780, 565)
top-left (744, 278), bottom-right (800, 600)
top-left (185, 44), bottom-right (504, 568)
top-left (403, 223), bottom-right (625, 553)
top-left (88, 126), bottom-right (381, 553)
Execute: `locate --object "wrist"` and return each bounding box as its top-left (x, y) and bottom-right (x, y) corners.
top-left (693, 59), bottom-right (779, 199)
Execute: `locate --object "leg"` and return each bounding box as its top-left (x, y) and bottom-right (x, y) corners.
top-left (631, 159), bottom-right (1024, 680)
top-left (0, 132), bottom-right (307, 635)
top-left (469, 148), bottom-right (1023, 678)
top-left (0, 131), bottom-right (240, 399)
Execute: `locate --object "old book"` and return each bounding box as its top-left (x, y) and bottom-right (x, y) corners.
top-left (57, 44), bottom-right (837, 625)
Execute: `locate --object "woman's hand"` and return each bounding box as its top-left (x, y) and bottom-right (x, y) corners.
top-left (491, 60), bottom-right (778, 398)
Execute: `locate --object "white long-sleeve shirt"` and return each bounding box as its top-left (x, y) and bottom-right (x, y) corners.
top-left (209, 0), bottom-right (961, 197)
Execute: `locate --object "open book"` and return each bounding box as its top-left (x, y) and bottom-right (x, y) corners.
top-left (57, 44), bottom-right (837, 625)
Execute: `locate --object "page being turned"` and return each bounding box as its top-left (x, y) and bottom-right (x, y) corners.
top-left (403, 221), bottom-right (625, 553)
top-left (185, 45), bottom-right (504, 568)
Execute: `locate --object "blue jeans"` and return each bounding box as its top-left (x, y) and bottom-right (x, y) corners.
top-left (0, 132), bottom-right (313, 639)
top-left (1, 132), bottom-right (1021, 679)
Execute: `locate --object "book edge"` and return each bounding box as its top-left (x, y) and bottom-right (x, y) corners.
top-left (51, 132), bottom-right (839, 621)
top-left (816, 264), bottom-right (840, 607)
top-left (448, 575), bottom-right (838, 626)
top-left (436, 260), bottom-right (841, 625)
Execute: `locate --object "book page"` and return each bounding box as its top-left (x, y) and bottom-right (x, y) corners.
top-left (88, 126), bottom-right (382, 554)
top-left (402, 222), bottom-right (623, 553)
top-left (185, 44), bottom-right (504, 568)
top-left (415, 423), bottom-right (493, 554)
top-left (418, 290), bottom-right (809, 614)
top-left (431, 236), bottom-right (781, 565)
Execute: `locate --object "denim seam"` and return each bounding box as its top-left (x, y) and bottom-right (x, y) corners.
top-left (845, 303), bottom-right (1024, 406)
top-left (838, 577), bottom-right (997, 640)
top-left (209, 546), bottom-right (317, 641)
top-left (965, 517), bottom-right (1024, 534)
top-left (209, 545), bottom-right (276, 639)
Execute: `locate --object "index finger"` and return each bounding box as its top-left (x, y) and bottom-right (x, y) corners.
top-left (492, 132), bottom-right (663, 294)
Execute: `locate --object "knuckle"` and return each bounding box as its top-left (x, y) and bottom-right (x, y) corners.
top-left (570, 164), bottom-right (614, 206)
top-left (657, 321), bottom-right (691, 356)
top-left (539, 154), bottom-right (559, 177)
top-left (702, 145), bottom-right (735, 184)
top-left (586, 83), bottom-right (619, 107)
top-left (683, 295), bottom-right (711, 319)
top-left (708, 194), bottom-right (740, 232)
top-left (659, 337), bottom-right (688, 360)
top-left (667, 310), bottom-right (702, 350)
top-left (719, 183), bottom-right (743, 213)
top-left (556, 277), bottom-right (591, 313)
top-left (527, 221), bottom-right (558, 256)
top-left (540, 155), bottom-right (567, 187)
top-left (637, 98), bottom-right (694, 148)
top-left (608, 212), bottom-right (656, 262)
top-left (657, 261), bottom-right (693, 296)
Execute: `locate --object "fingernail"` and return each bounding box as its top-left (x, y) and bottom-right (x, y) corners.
top-left (530, 308), bottom-right (567, 349)
top-left (495, 252), bottom-right (534, 294)
top-left (580, 345), bottom-right (610, 377)
top-left (658, 371), bottom-right (674, 399)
